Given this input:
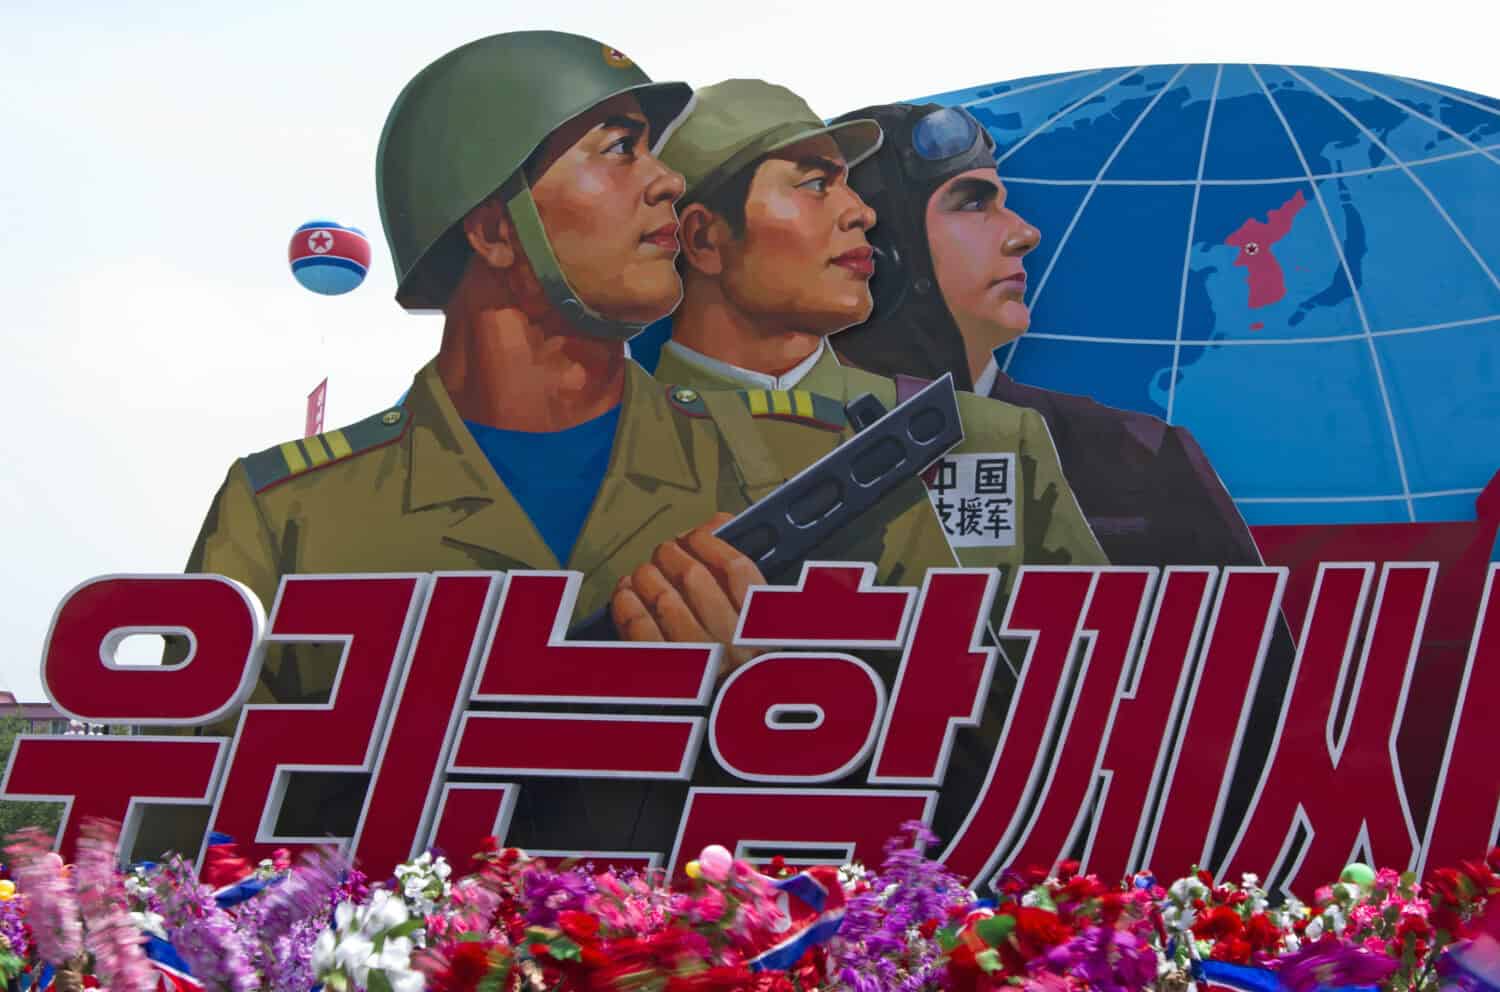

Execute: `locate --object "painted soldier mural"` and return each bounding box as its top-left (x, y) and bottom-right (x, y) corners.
top-left (653, 80), bottom-right (1108, 583)
top-left (9, 21), bottom-right (1498, 924)
top-left (830, 101), bottom-right (1263, 570)
top-left (143, 32), bottom-right (962, 861)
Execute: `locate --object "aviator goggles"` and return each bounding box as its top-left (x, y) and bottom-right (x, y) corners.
top-left (898, 106), bottom-right (996, 184)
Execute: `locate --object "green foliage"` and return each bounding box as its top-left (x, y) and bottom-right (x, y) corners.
top-left (0, 715), bottom-right (63, 840)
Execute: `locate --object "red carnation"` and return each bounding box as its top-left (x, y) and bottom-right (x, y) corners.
top-left (1012, 906), bottom-right (1072, 953)
top-left (1097, 892), bottom-right (1126, 926)
top-left (1193, 906), bottom-right (1245, 942)
top-left (1245, 912), bottom-right (1282, 953)
top-left (1214, 936), bottom-right (1253, 964)
top-left (558, 909), bottom-right (602, 942)
top-left (1461, 859), bottom-right (1500, 894)
top-left (422, 941), bottom-right (494, 992)
top-left (1429, 868), bottom-right (1468, 905)
top-left (1061, 875), bottom-right (1099, 904)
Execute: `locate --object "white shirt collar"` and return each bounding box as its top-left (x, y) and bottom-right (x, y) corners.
top-left (662, 338), bottom-right (828, 391)
top-left (973, 356), bottom-right (1000, 396)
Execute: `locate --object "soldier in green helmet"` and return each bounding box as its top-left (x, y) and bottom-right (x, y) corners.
top-left (146, 33), bottom-right (958, 860)
top-left (653, 79), bottom-right (1108, 589)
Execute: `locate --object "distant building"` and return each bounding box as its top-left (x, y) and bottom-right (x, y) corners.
top-left (0, 692), bottom-right (70, 734)
top-left (0, 693), bottom-right (131, 735)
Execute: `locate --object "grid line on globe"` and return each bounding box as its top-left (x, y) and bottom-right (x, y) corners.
top-left (917, 63), bottom-right (1500, 527)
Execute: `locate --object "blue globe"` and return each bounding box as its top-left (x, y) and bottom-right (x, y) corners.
top-left (915, 64), bottom-right (1500, 526)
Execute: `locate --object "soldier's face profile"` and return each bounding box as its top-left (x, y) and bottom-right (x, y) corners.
top-left (925, 167), bottom-right (1040, 353)
top-left (529, 93), bottom-right (688, 325)
top-left (720, 134), bottom-right (878, 336)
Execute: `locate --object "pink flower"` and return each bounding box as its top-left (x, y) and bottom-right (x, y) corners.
top-left (75, 819), bottom-right (153, 992)
top-left (694, 886), bottom-right (728, 924)
top-left (1376, 869), bottom-right (1402, 891)
top-left (4, 828), bottom-right (81, 966)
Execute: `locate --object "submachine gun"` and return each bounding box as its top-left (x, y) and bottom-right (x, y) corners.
top-left (566, 373), bottom-right (965, 641)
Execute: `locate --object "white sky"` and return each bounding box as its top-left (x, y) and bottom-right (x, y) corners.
top-left (3, 0), bottom-right (1497, 702)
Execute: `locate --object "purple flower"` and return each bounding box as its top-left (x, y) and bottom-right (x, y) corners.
top-left (0, 893), bottom-right (30, 958)
top-left (155, 855), bottom-right (259, 992)
top-left (1036, 926), bottom-right (1158, 992)
top-left (253, 848), bottom-right (347, 943)
top-left (829, 821), bottom-right (970, 989)
top-left (519, 864), bottom-right (592, 926)
top-left (233, 896), bottom-right (321, 992)
top-left (1275, 938), bottom-right (1399, 992)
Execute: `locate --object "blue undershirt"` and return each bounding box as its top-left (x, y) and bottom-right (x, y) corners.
top-left (463, 406), bottom-right (622, 566)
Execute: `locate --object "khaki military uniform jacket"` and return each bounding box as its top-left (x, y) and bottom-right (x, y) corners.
top-left (655, 345), bottom-right (1108, 588)
top-left (187, 357), bottom-right (956, 707)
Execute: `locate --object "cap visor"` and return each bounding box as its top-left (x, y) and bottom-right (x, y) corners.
top-left (761, 117), bottom-right (883, 170)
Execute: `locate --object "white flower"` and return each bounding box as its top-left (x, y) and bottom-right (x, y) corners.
top-left (389, 970), bottom-right (425, 992)
top-left (312, 930), bottom-right (338, 974)
top-left (1162, 904), bottom-right (1198, 932)
top-left (1306, 917), bottom-right (1325, 941)
top-left (1276, 896), bottom-right (1308, 925)
top-left (334, 933), bottom-right (376, 979)
top-left (130, 910), bottom-right (167, 939)
top-left (124, 867), bottom-right (154, 902)
top-left (838, 862), bottom-right (867, 887)
top-left (363, 889), bottom-right (410, 934)
top-left (1169, 877), bottom-right (1209, 904)
top-left (374, 936), bottom-right (414, 973)
top-left (333, 901), bottom-right (356, 933)
top-left (1241, 873), bottom-right (1261, 888)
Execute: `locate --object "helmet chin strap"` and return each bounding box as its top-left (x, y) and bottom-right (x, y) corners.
top-left (504, 181), bottom-right (646, 342)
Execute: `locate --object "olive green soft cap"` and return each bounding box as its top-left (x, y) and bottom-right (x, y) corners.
top-left (377, 31), bottom-right (692, 310)
top-left (656, 79), bottom-right (882, 206)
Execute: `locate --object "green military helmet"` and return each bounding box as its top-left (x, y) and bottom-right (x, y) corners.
top-left (377, 31), bottom-right (692, 336)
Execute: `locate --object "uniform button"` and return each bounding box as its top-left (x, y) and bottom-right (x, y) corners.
top-left (382, 410), bottom-right (403, 425)
top-left (672, 387), bottom-right (699, 404)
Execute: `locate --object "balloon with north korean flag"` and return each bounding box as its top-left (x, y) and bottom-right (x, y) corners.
top-left (288, 219), bottom-right (371, 295)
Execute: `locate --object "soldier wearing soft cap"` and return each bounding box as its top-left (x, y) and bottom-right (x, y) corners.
top-left (653, 78), bottom-right (1107, 584)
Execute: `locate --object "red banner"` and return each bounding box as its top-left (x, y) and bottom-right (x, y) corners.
top-left (304, 378), bottom-right (327, 438)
